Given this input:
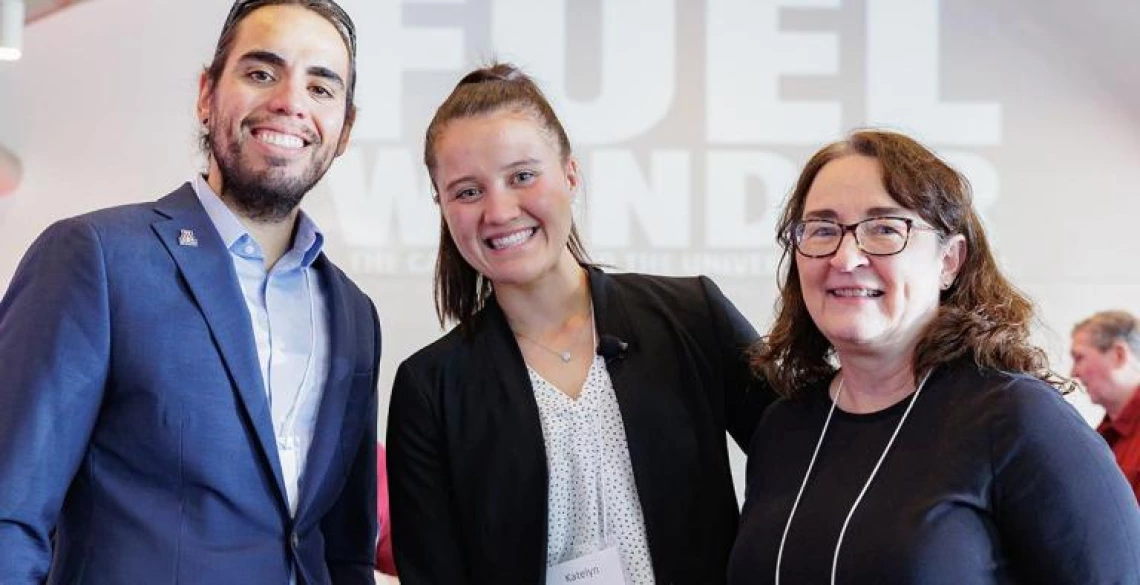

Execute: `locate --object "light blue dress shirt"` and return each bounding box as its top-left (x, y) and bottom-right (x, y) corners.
top-left (192, 175), bottom-right (330, 517)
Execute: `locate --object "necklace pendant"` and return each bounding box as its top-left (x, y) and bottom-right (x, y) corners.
top-left (559, 351), bottom-right (572, 363)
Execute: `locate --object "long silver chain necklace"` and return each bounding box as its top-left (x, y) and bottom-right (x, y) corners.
top-left (774, 370), bottom-right (932, 585)
top-left (512, 305), bottom-right (594, 364)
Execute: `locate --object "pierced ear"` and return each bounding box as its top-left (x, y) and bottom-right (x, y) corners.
top-left (196, 71), bottom-right (214, 129)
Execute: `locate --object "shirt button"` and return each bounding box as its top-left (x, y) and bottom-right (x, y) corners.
top-left (291, 532), bottom-right (299, 549)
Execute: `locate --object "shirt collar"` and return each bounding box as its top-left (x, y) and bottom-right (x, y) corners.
top-left (1100, 386), bottom-right (1140, 438)
top-left (191, 174), bottom-right (325, 267)
top-left (192, 174), bottom-right (248, 250)
top-left (294, 211), bottom-right (325, 268)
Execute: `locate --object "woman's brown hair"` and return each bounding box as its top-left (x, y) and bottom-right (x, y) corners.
top-left (752, 130), bottom-right (1067, 397)
top-left (424, 63), bottom-right (592, 327)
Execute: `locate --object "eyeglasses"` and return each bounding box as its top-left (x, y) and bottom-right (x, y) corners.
top-left (790, 216), bottom-right (939, 258)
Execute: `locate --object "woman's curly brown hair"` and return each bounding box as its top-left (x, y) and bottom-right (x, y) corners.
top-left (751, 130), bottom-right (1070, 398)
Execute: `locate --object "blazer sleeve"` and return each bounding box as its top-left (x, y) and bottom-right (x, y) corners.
top-left (322, 300), bottom-right (382, 584)
top-left (698, 276), bottom-right (774, 451)
top-left (0, 218), bottom-right (112, 582)
top-left (991, 379), bottom-right (1140, 581)
top-left (386, 359), bottom-right (471, 584)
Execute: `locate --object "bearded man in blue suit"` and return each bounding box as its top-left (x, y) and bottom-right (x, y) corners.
top-left (0, 1), bottom-right (380, 583)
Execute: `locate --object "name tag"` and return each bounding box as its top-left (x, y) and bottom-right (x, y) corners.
top-left (546, 546), bottom-right (628, 585)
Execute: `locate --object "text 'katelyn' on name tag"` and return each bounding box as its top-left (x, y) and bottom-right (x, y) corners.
top-left (546, 546), bottom-right (628, 585)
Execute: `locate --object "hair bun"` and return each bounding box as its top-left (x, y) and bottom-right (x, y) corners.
top-left (456, 63), bottom-right (526, 86)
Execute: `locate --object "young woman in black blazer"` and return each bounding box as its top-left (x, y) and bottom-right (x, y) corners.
top-left (386, 63), bottom-right (773, 584)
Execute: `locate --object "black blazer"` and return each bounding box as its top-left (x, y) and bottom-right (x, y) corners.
top-left (387, 269), bottom-right (773, 584)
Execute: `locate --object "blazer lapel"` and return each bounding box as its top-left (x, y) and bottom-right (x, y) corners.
top-left (589, 268), bottom-right (638, 386)
top-left (482, 300), bottom-right (548, 453)
top-left (588, 269), bottom-right (680, 564)
top-left (296, 258), bottom-right (356, 515)
top-left (151, 184), bottom-right (288, 508)
top-left (474, 300), bottom-right (551, 578)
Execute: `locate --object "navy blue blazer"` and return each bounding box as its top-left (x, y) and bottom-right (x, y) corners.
top-left (388, 269), bottom-right (773, 584)
top-left (0, 184), bottom-right (381, 584)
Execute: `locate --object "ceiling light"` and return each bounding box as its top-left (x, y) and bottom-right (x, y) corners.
top-left (0, 0), bottom-right (25, 61)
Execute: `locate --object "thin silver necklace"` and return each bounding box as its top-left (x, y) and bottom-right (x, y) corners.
top-left (512, 305), bottom-right (594, 364)
top-left (774, 370), bottom-right (932, 585)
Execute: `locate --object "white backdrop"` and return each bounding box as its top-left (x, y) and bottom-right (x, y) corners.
top-left (1, 0), bottom-right (1138, 454)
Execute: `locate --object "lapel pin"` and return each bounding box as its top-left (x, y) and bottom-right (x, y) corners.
top-left (178, 229), bottom-right (199, 247)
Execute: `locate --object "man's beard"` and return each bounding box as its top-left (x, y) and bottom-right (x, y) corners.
top-left (208, 124), bottom-right (332, 222)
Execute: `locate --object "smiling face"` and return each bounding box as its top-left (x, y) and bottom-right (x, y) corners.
top-left (796, 154), bottom-right (965, 359)
top-left (197, 4), bottom-right (353, 222)
top-left (431, 108), bottom-right (580, 290)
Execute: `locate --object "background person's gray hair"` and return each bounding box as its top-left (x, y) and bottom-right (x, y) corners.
top-left (1074, 311), bottom-right (1140, 355)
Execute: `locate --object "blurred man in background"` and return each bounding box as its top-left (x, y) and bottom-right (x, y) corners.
top-left (1072, 310), bottom-right (1140, 503)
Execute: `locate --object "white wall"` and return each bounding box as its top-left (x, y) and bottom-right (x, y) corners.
top-left (1, 0), bottom-right (1138, 441)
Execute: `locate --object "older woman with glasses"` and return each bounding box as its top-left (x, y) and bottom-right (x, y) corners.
top-left (727, 130), bottom-right (1140, 584)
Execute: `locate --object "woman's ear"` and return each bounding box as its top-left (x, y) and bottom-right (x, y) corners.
top-left (940, 234), bottom-right (967, 289)
top-left (564, 156), bottom-right (580, 195)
